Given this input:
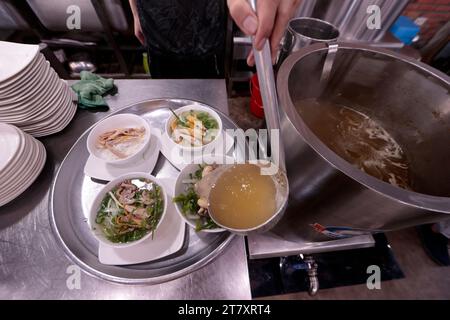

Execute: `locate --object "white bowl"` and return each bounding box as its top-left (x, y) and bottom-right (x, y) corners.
top-left (173, 154), bottom-right (236, 233)
top-left (89, 173), bottom-right (168, 248)
top-left (164, 104), bottom-right (223, 152)
top-left (87, 114), bottom-right (151, 165)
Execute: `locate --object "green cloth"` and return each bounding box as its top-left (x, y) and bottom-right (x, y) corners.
top-left (71, 71), bottom-right (115, 110)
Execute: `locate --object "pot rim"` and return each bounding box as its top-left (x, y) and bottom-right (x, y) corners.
top-left (277, 42), bottom-right (450, 214)
top-left (287, 17), bottom-right (340, 43)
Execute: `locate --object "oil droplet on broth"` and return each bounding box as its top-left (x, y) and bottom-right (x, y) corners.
top-left (209, 164), bottom-right (277, 230)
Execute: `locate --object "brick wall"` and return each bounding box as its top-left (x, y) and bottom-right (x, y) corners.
top-left (403, 0), bottom-right (450, 47)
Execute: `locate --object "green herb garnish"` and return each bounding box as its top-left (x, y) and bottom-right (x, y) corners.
top-left (173, 187), bottom-right (199, 215)
top-left (197, 112), bottom-right (218, 129)
top-left (94, 179), bottom-right (164, 243)
top-left (173, 164), bottom-right (221, 232)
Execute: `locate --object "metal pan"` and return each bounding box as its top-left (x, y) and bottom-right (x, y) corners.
top-left (49, 98), bottom-right (244, 284)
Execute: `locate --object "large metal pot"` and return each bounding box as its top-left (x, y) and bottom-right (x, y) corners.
top-left (275, 42), bottom-right (450, 242)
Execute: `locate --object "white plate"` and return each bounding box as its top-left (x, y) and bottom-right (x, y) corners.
top-left (0, 60), bottom-right (50, 104)
top-left (98, 178), bottom-right (186, 265)
top-left (0, 138), bottom-right (46, 206)
top-left (0, 132), bottom-right (35, 189)
top-left (160, 130), bottom-right (235, 170)
top-left (28, 99), bottom-right (77, 137)
top-left (18, 83), bottom-right (71, 126)
top-left (0, 123), bottom-right (22, 171)
top-left (4, 80), bottom-right (72, 128)
top-left (28, 85), bottom-right (74, 126)
top-left (0, 126), bottom-right (26, 179)
top-left (0, 55), bottom-right (46, 97)
top-left (84, 128), bottom-right (161, 181)
top-left (0, 41), bottom-right (39, 83)
top-left (0, 148), bottom-right (45, 205)
top-left (0, 69), bottom-right (62, 118)
top-left (0, 134), bottom-right (41, 194)
top-left (0, 87), bottom-right (63, 123)
top-left (28, 103), bottom-right (77, 137)
top-left (0, 52), bottom-right (43, 90)
top-left (0, 66), bottom-right (59, 111)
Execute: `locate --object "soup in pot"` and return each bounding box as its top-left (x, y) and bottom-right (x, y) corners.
top-left (297, 98), bottom-right (412, 190)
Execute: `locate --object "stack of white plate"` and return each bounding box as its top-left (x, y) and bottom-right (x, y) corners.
top-left (0, 123), bottom-right (47, 207)
top-left (0, 41), bottom-right (77, 137)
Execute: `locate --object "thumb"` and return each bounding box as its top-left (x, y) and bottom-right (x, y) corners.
top-left (227, 0), bottom-right (258, 36)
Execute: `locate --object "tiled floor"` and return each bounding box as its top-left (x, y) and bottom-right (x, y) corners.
top-left (228, 97), bottom-right (450, 300)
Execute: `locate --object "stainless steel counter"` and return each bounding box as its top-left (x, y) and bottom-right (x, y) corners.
top-left (0, 79), bottom-right (251, 299)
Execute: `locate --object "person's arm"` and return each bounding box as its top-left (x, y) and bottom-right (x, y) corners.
top-left (227, 0), bottom-right (301, 65)
top-left (129, 0), bottom-right (145, 45)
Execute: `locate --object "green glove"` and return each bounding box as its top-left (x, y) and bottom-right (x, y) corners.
top-left (71, 71), bottom-right (115, 110)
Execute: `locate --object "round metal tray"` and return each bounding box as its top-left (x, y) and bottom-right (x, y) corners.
top-left (49, 99), bottom-right (242, 284)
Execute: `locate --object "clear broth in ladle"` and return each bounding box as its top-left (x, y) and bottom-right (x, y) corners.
top-left (208, 164), bottom-right (278, 230)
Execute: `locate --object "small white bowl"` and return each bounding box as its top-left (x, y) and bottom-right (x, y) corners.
top-left (87, 114), bottom-right (151, 165)
top-left (89, 172), bottom-right (168, 248)
top-left (173, 154), bottom-right (236, 233)
top-left (165, 104), bottom-right (223, 152)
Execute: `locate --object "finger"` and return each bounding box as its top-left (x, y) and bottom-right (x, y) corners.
top-left (269, 0), bottom-right (297, 63)
top-left (246, 50), bottom-right (255, 66)
top-left (134, 19), bottom-right (145, 45)
top-left (227, 0), bottom-right (258, 35)
top-left (136, 31), bottom-right (145, 45)
top-left (253, 0), bottom-right (279, 50)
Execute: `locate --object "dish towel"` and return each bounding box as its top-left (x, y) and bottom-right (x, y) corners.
top-left (71, 71), bottom-right (116, 110)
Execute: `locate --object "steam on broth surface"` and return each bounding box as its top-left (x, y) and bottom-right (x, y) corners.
top-left (297, 98), bottom-right (411, 190)
top-left (209, 164), bottom-right (277, 230)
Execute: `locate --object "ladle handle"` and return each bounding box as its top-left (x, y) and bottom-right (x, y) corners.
top-left (248, 0), bottom-right (286, 172)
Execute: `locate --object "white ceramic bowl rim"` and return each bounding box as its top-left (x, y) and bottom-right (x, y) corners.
top-left (173, 154), bottom-right (238, 233)
top-left (86, 113), bottom-right (151, 164)
top-left (89, 173), bottom-right (168, 248)
top-left (165, 104), bottom-right (223, 151)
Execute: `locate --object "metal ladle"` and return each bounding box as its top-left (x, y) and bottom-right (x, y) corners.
top-left (246, 1), bottom-right (320, 294)
top-left (199, 0), bottom-right (290, 236)
top-left (202, 162), bottom-right (289, 235)
top-left (248, 0), bottom-right (286, 172)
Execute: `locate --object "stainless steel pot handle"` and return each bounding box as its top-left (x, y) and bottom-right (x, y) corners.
top-left (248, 0), bottom-right (286, 172)
top-left (320, 42), bottom-right (338, 84)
